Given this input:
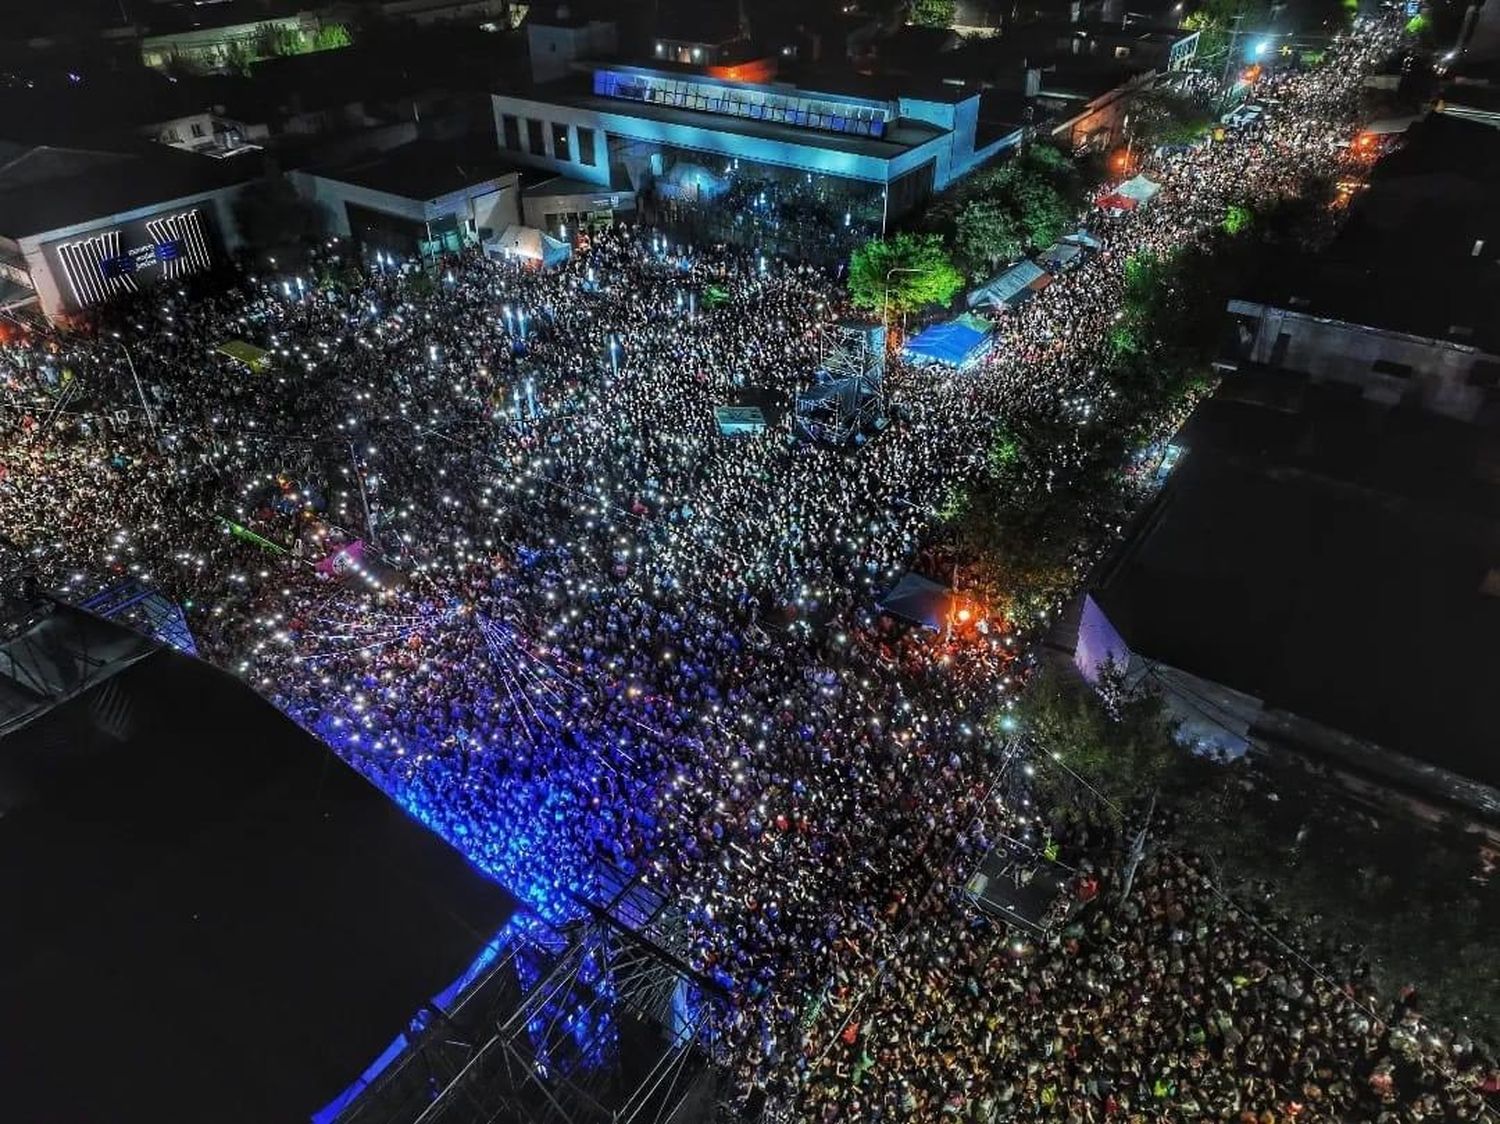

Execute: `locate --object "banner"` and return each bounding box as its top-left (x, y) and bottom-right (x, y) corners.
top-left (220, 517), bottom-right (286, 555)
top-left (316, 539), bottom-right (366, 579)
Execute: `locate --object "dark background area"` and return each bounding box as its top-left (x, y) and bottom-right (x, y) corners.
top-left (0, 639), bottom-right (517, 1124)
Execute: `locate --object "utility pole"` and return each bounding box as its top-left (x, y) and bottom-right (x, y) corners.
top-left (348, 441), bottom-right (377, 548)
top-left (116, 341), bottom-right (158, 438)
top-left (882, 265), bottom-right (924, 341)
top-left (1219, 13), bottom-right (1248, 95)
top-left (1119, 788), bottom-right (1158, 901)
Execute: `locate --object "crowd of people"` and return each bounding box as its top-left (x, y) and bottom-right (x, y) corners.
top-left (1, 15), bottom-right (1493, 1122)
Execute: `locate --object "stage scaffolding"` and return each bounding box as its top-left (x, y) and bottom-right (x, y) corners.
top-left (0, 538), bottom-right (162, 738)
top-left (795, 323), bottom-right (887, 446)
top-left (333, 863), bottom-right (738, 1124)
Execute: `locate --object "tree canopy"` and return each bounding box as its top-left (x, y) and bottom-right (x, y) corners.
top-left (910, 0), bottom-right (957, 27)
top-left (1017, 665), bottom-right (1180, 818)
top-left (847, 233), bottom-right (965, 316)
top-left (941, 147), bottom-right (1082, 279)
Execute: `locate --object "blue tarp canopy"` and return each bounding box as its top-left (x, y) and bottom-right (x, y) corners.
top-left (903, 318), bottom-right (993, 369)
top-left (877, 572), bottom-right (954, 630)
top-left (967, 259), bottom-right (1047, 310)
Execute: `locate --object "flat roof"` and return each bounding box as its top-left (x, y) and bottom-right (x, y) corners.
top-left (308, 138), bottom-right (525, 202)
top-left (1237, 113), bottom-right (1500, 351)
top-left (1093, 370), bottom-right (1500, 786)
top-left (0, 142), bottom-right (262, 240)
top-left (0, 641), bottom-right (517, 1124)
top-left (525, 80), bottom-right (944, 162)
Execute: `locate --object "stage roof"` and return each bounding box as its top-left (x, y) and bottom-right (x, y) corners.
top-left (0, 643), bottom-right (517, 1124)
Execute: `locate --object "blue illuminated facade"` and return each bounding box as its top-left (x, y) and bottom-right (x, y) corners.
top-left (591, 68), bottom-right (890, 139)
top-left (494, 63), bottom-right (1025, 244)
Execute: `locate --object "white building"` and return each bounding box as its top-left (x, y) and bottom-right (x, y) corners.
top-left (0, 142), bottom-right (256, 322)
top-left (291, 140), bottom-right (523, 265)
top-left (491, 63), bottom-right (1025, 241)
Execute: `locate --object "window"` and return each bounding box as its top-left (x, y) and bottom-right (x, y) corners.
top-left (526, 118), bottom-right (545, 156)
top-left (551, 122), bottom-right (570, 160)
top-left (502, 114), bottom-right (521, 151)
top-left (191, 122), bottom-right (206, 138)
top-left (577, 126), bottom-right (597, 167)
top-left (1371, 358), bottom-right (1414, 378)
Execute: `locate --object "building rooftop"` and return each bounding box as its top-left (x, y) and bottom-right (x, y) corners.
top-left (534, 77), bottom-right (946, 160)
top-left (1, 634), bottom-right (516, 1124)
top-left (0, 141), bottom-right (263, 241)
top-left (1093, 369), bottom-right (1500, 786)
top-left (1236, 113), bottom-right (1500, 352)
top-left (308, 138), bottom-right (526, 202)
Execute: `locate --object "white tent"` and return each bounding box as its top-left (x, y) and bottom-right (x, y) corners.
top-left (1117, 174), bottom-right (1162, 205)
top-left (489, 225), bottom-right (572, 268)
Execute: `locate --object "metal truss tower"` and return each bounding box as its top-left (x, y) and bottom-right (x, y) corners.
top-left (334, 863), bottom-right (736, 1124)
top-left (794, 322), bottom-right (887, 446)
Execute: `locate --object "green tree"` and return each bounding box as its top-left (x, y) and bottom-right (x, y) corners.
top-left (1010, 175), bottom-right (1070, 248)
top-left (313, 22), bottom-right (352, 51)
top-left (256, 22), bottom-right (308, 59)
top-left (847, 233), bottom-right (964, 317)
top-left (1130, 86), bottom-right (1216, 147)
top-left (1183, 0), bottom-right (1270, 74)
top-left (954, 199), bottom-right (1024, 279)
top-left (910, 0), bottom-right (957, 27)
top-left (1222, 203), bottom-right (1253, 234)
top-left (1018, 665), bottom-right (1180, 818)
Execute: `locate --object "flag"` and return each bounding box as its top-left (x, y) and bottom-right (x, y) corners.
top-left (316, 539), bottom-right (366, 578)
top-left (220, 517), bottom-right (286, 555)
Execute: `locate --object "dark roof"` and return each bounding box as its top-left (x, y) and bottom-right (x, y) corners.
top-left (1237, 113), bottom-right (1500, 351)
top-left (0, 638), bottom-right (516, 1124)
top-left (309, 138), bottom-right (524, 201)
top-left (527, 0), bottom-right (621, 28)
top-left (1093, 370), bottom-right (1500, 786)
top-left (0, 68), bottom-right (232, 145)
top-left (655, 0), bottom-right (742, 44)
top-left (0, 141), bottom-right (262, 240)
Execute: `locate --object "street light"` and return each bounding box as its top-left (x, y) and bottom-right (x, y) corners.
top-left (883, 265), bottom-right (925, 339)
top-left (112, 336), bottom-right (158, 437)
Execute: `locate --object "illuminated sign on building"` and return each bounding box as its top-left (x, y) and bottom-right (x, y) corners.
top-left (55, 208), bottom-right (213, 308)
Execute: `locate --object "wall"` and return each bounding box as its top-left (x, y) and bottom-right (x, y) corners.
top-left (1074, 593), bottom-right (1131, 683)
top-left (22, 188), bottom-right (247, 320)
top-left (493, 88), bottom-right (1020, 199)
top-left (1228, 300), bottom-right (1500, 421)
top-left (521, 185), bottom-right (635, 229)
top-left (493, 96), bottom-right (613, 186)
top-left (527, 21), bottom-right (618, 85)
top-left (1075, 593), bottom-right (1258, 759)
top-left (291, 172), bottom-right (521, 244)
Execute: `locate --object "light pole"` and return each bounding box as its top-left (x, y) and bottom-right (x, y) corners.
top-left (113, 337), bottom-right (158, 437)
top-left (883, 265), bottom-right (925, 341)
top-left (1219, 13), bottom-right (1248, 96)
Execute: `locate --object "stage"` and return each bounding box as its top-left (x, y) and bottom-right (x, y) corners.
top-left (0, 637), bottom-right (518, 1124)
